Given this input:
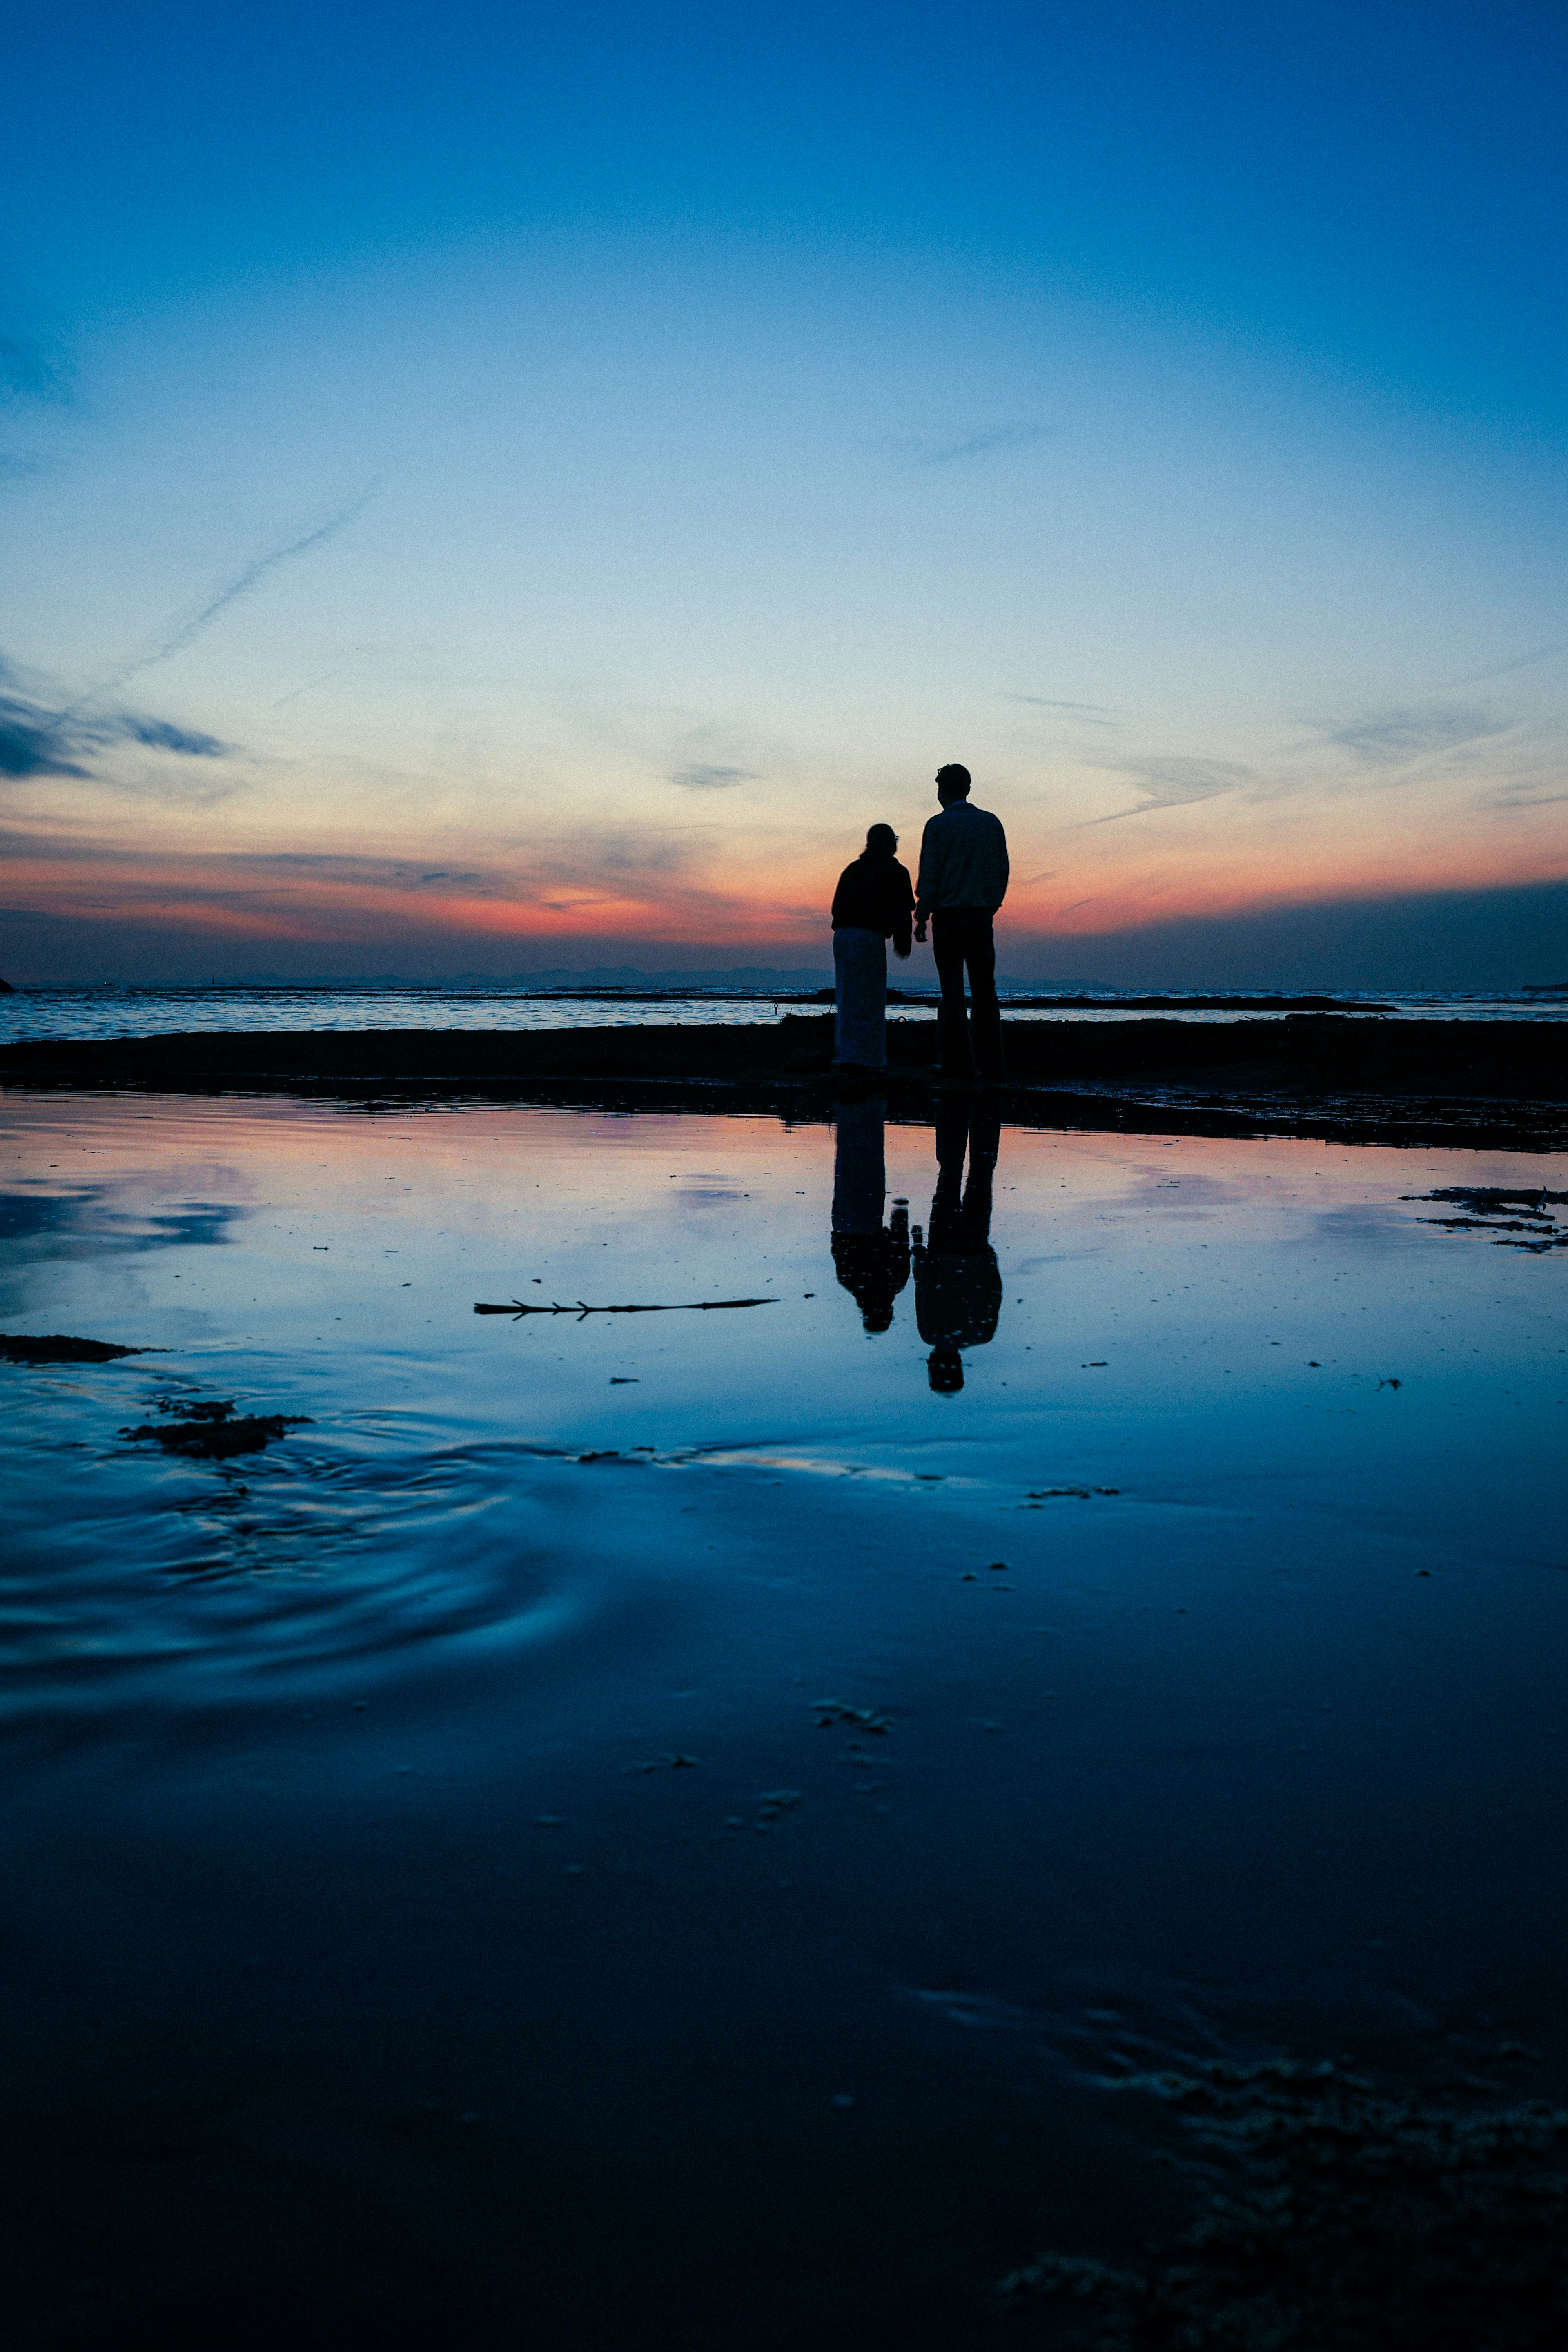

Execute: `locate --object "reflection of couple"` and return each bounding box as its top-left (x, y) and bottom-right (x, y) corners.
top-left (831, 1094), bottom-right (1002, 1392)
top-left (830, 762), bottom-right (1009, 1082)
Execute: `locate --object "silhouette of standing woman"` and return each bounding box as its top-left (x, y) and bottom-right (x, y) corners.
top-left (831, 824), bottom-right (915, 1072)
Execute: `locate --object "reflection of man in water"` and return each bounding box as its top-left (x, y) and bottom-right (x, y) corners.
top-left (913, 1099), bottom-right (1002, 1391)
top-left (831, 1094), bottom-right (911, 1334)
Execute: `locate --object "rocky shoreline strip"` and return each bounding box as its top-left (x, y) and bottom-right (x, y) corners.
top-left (2, 1013), bottom-right (1564, 1149)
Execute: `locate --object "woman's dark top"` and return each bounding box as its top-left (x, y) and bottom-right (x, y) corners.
top-left (831, 852), bottom-right (915, 955)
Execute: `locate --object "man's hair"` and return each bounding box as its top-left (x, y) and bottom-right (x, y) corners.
top-left (936, 763), bottom-right (971, 796)
top-left (865, 822), bottom-right (898, 853)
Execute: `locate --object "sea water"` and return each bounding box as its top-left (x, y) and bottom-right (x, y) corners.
top-left (2, 978), bottom-right (1565, 1047)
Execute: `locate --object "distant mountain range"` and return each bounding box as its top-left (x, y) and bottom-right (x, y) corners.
top-left (115, 966), bottom-right (1112, 993)
top-left (165, 966), bottom-right (838, 991)
top-left (11, 966), bottom-right (1245, 994)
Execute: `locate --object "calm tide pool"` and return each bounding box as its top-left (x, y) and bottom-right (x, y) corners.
top-left (1, 1093), bottom-right (1565, 2347)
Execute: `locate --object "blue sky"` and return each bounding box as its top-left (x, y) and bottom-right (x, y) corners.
top-left (3, 1), bottom-right (1565, 982)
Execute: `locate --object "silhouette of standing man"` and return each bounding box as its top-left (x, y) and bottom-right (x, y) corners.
top-left (913, 763), bottom-right (1009, 1082)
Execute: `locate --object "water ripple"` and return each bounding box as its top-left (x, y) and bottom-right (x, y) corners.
top-left (0, 1415), bottom-right (595, 1723)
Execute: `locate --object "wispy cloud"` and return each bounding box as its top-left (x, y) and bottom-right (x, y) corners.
top-left (1004, 692), bottom-right (1118, 728)
top-left (0, 335), bottom-right (57, 405)
top-left (1005, 693), bottom-right (1117, 715)
top-left (1082, 755), bottom-right (1256, 824)
top-left (1453, 640), bottom-right (1568, 687)
top-left (923, 422), bottom-right (1054, 466)
top-left (122, 717), bottom-right (226, 758)
top-left (670, 764), bottom-right (756, 791)
top-left (1072, 700), bottom-right (1531, 832)
top-left (874, 421), bottom-right (1056, 469)
top-left (1324, 707), bottom-right (1506, 769)
top-left (0, 327), bottom-right (69, 483)
top-left (1486, 783), bottom-right (1568, 812)
top-left (0, 657), bottom-right (232, 786)
top-left (0, 817), bottom-right (759, 949)
top-left (228, 851), bottom-right (493, 891)
top-left (265, 664), bottom-right (352, 711)
top-left (218, 833), bottom-right (706, 902)
top-left (1, 495), bottom-right (371, 793)
top-left (0, 689), bottom-right (89, 780)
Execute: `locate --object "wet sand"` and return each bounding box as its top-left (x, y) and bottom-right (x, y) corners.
top-left (3, 1012), bottom-right (1565, 1148)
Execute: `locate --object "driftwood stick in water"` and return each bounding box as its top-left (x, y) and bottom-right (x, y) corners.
top-left (474, 1297), bottom-right (780, 1320)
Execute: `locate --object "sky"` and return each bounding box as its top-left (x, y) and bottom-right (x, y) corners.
top-left (3, 0), bottom-right (1566, 987)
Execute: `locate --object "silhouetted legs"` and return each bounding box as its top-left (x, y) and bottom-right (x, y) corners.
top-left (833, 926), bottom-right (888, 1069)
top-left (930, 909), bottom-right (1002, 1079)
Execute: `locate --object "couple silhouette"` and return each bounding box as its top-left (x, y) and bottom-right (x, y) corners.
top-left (831, 1092), bottom-right (1002, 1393)
top-left (829, 762), bottom-right (1009, 1083)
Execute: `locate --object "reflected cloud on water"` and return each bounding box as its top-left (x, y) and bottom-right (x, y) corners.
top-left (0, 1182), bottom-right (245, 1317)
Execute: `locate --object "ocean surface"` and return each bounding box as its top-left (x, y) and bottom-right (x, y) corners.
top-left (1, 1087), bottom-right (1564, 2342)
top-left (3, 978), bottom-right (1566, 1046)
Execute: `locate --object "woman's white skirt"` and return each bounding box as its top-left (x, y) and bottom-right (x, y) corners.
top-left (833, 926), bottom-right (888, 1067)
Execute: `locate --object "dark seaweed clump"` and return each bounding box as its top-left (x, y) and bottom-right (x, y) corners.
top-left (1410, 1187), bottom-right (1568, 1252)
top-left (122, 1397), bottom-right (312, 1459)
top-left (997, 2060), bottom-right (1568, 2349)
top-left (0, 1332), bottom-right (154, 1364)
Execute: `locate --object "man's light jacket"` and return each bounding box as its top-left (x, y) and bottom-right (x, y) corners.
top-left (914, 802), bottom-right (1009, 922)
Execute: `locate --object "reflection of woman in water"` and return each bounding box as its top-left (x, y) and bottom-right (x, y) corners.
top-left (830, 824), bottom-right (915, 1072)
top-left (831, 1094), bottom-right (910, 1333)
top-left (913, 1100), bottom-right (1002, 1391)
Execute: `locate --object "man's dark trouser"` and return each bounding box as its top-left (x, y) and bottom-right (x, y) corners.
top-left (931, 907), bottom-right (1002, 1078)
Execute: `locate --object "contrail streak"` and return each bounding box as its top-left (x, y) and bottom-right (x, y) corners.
top-left (265, 662), bottom-right (350, 710)
top-left (64, 488), bottom-right (376, 716)
top-left (1454, 639), bottom-right (1568, 687)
